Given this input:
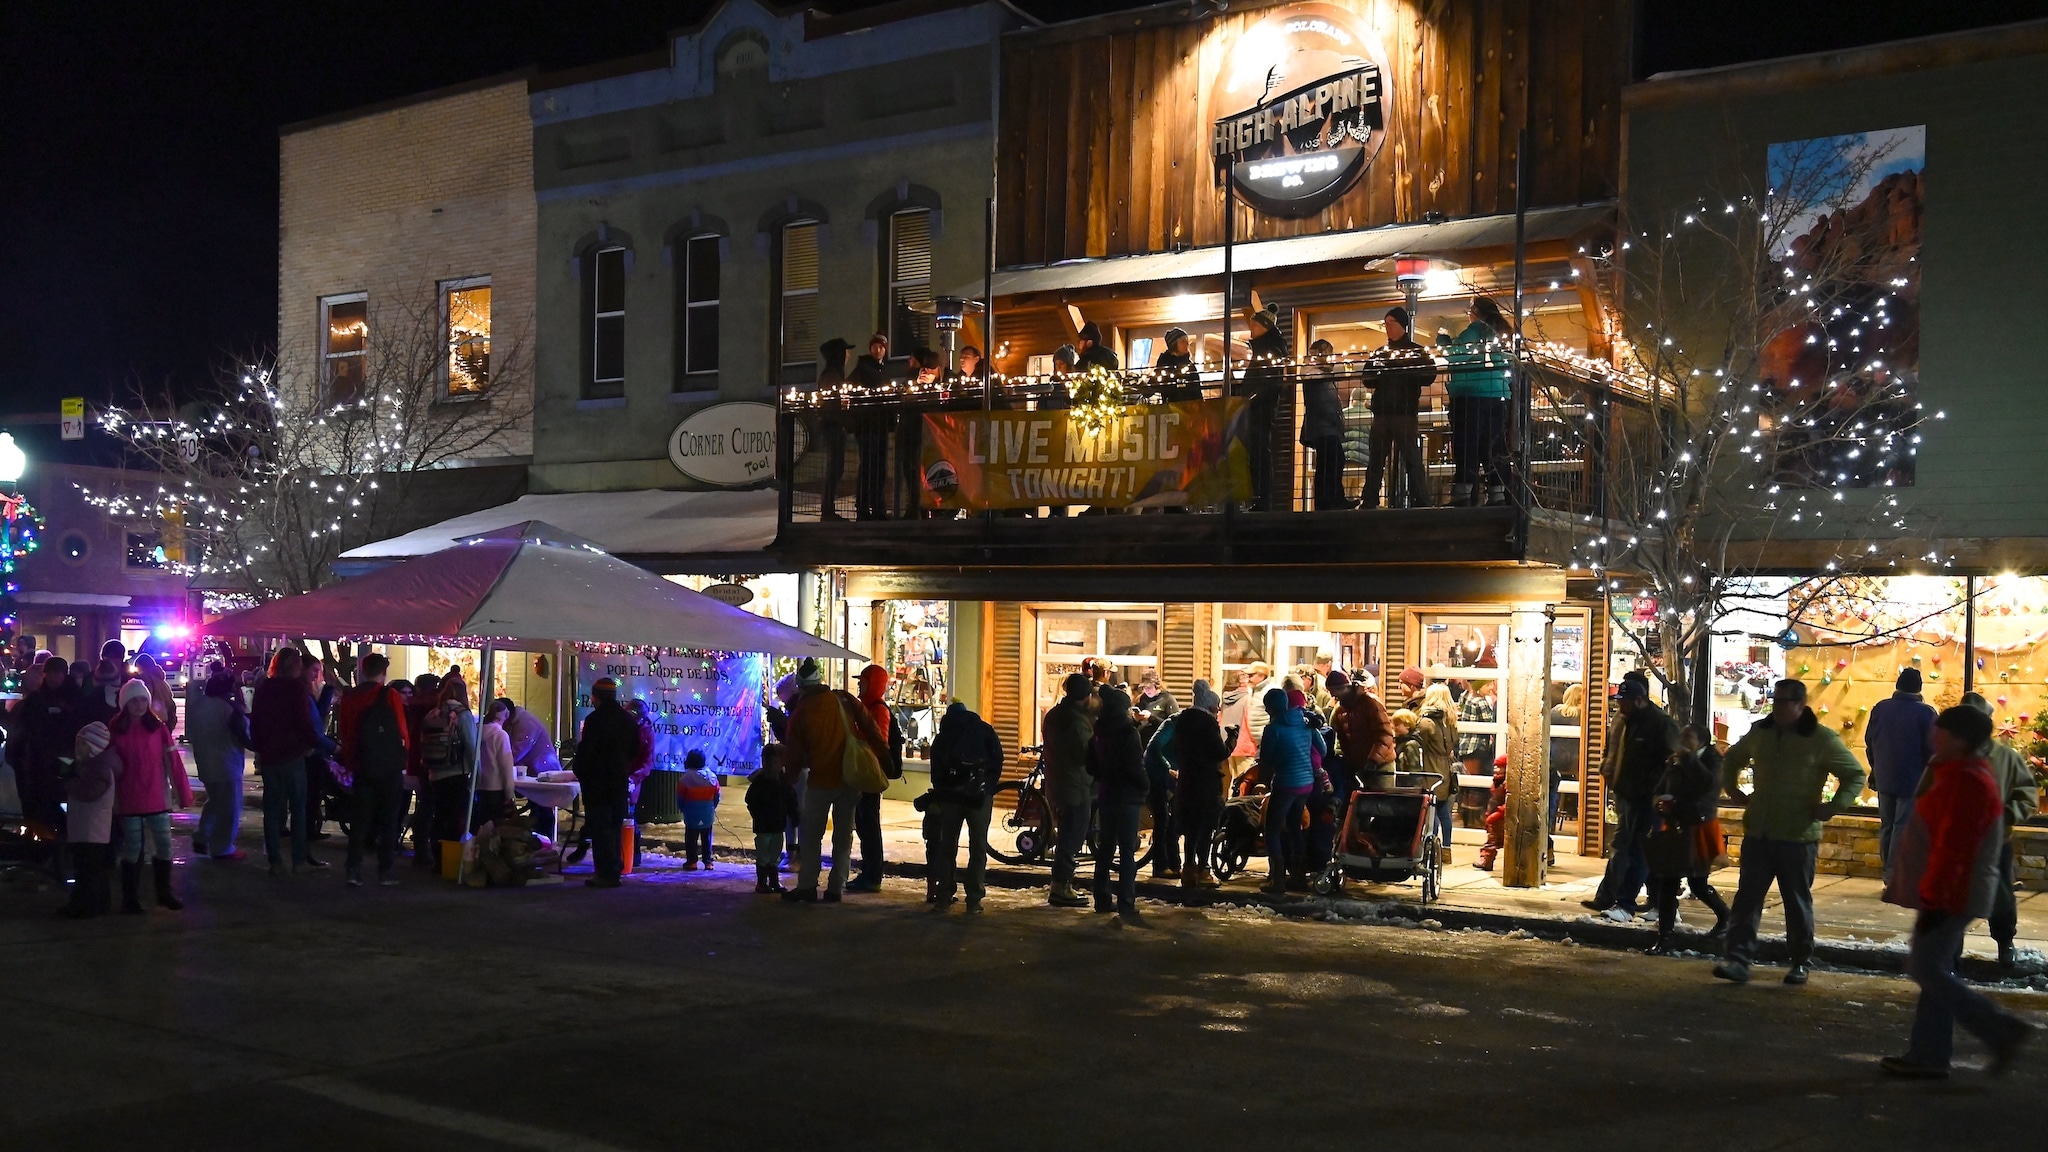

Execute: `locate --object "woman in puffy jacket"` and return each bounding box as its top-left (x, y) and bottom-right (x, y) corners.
top-left (1444, 294), bottom-right (1514, 506)
top-left (1414, 682), bottom-right (1461, 863)
top-left (1298, 338), bottom-right (1351, 510)
top-left (1257, 688), bottom-right (1327, 895)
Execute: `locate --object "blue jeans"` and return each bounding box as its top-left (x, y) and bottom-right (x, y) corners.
top-left (1093, 802), bottom-right (1143, 913)
top-left (260, 758), bottom-right (310, 867)
top-left (1593, 797), bottom-right (1653, 911)
top-left (1906, 911), bottom-right (2029, 1068)
top-left (1436, 795), bottom-right (1455, 848)
top-left (118, 813), bottom-right (172, 863)
top-left (1266, 789), bottom-right (1310, 883)
top-left (197, 753), bottom-right (245, 857)
top-left (1878, 792), bottom-right (1914, 878)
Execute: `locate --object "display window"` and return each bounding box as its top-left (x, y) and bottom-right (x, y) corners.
top-left (1031, 607), bottom-right (1160, 737)
top-left (881, 600), bottom-right (950, 760)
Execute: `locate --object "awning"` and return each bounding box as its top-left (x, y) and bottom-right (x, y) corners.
top-left (337, 488), bottom-right (780, 571)
top-left (213, 521), bottom-right (861, 660)
top-left (970, 203), bottom-right (1614, 298)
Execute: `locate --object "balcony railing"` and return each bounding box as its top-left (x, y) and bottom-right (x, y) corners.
top-left (774, 344), bottom-right (1652, 535)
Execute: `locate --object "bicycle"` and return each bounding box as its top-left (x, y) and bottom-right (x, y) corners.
top-left (987, 746), bottom-right (1156, 870)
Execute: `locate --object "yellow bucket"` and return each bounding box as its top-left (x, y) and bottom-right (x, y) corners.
top-left (440, 840), bottom-right (465, 881)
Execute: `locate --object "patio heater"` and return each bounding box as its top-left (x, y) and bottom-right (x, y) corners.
top-left (914, 295), bottom-right (986, 371)
top-left (1394, 256), bottom-right (1430, 325)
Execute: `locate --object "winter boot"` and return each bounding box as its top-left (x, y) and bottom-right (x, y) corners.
top-left (1486, 483), bottom-right (1510, 506)
top-left (1049, 881), bottom-right (1090, 908)
top-left (1474, 843), bottom-right (1498, 871)
top-left (1196, 866), bottom-right (1221, 888)
top-left (152, 858), bottom-right (184, 911)
top-left (1997, 940), bottom-right (2016, 969)
top-left (1695, 882), bottom-right (1731, 938)
top-left (1451, 483), bottom-right (1474, 507)
top-left (119, 862), bottom-right (145, 915)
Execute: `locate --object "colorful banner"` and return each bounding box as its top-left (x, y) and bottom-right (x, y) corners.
top-left (574, 650), bottom-right (767, 777)
top-left (919, 398), bottom-right (1250, 510)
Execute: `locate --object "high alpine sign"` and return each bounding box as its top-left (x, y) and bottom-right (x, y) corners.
top-left (1210, 3), bottom-right (1391, 217)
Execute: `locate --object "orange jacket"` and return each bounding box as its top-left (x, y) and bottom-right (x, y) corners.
top-left (785, 682), bottom-right (887, 791)
top-left (857, 665), bottom-right (893, 743)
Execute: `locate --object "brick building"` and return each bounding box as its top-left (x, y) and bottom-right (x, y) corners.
top-left (279, 72), bottom-right (538, 464)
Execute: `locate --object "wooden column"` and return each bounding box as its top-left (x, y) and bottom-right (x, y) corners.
top-left (1502, 602), bottom-right (1553, 887)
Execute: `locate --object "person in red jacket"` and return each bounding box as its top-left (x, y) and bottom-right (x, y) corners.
top-left (1881, 706), bottom-right (2035, 1079)
top-left (848, 664), bottom-right (897, 893)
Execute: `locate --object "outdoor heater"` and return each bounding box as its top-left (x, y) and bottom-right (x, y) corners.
top-left (913, 295), bottom-right (985, 370)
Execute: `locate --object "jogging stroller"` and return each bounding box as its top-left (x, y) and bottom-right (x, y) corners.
top-left (1312, 772), bottom-right (1443, 903)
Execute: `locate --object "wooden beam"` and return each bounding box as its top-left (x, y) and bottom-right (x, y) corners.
top-left (1501, 602), bottom-right (1552, 887)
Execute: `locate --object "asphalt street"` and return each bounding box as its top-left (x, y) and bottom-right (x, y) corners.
top-left (1, 852), bottom-right (2042, 1151)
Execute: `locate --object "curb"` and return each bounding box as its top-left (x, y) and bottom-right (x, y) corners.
top-left (653, 837), bottom-right (2048, 985)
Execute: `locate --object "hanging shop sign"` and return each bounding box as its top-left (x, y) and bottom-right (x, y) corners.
top-left (1210, 3), bottom-right (1391, 217)
top-left (919, 398), bottom-right (1250, 512)
top-left (668, 401), bottom-right (780, 488)
top-left (698, 582), bottom-right (756, 608)
top-left (575, 650), bottom-right (767, 776)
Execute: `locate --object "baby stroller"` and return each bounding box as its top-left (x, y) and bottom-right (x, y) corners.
top-left (1209, 790), bottom-right (1266, 881)
top-left (1312, 772), bottom-right (1443, 903)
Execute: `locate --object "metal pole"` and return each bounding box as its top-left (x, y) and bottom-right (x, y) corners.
top-left (1512, 125), bottom-right (1532, 543)
top-left (455, 640), bottom-right (495, 886)
top-left (1963, 575), bottom-right (1977, 694)
top-left (983, 197), bottom-right (996, 413)
top-left (1222, 178), bottom-right (1235, 394)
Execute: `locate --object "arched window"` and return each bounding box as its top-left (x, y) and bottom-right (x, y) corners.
top-left (575, 228), bottom-right (635, 399)
top-left (866, 184), bottom-right (943, 359)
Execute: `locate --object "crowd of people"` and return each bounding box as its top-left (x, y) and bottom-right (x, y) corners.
top-left (794, 295), bottom-right (1522, 518)
top-left (1578, 666), bottom-right (2038, 1078)
top-left (6, 637), bottom-right (2037, 1074)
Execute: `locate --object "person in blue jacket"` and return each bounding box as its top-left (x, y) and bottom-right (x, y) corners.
top-left (1444, 295), bottom-right (1514, 507)
top-left (1865, 667), bottom-right (1935, 875)
top-left (1257, 688), bottom-right (1327, 895)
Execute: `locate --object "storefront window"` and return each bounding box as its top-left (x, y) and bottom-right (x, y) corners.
top-left (1548, 617), bottom-right (1589, 836)
top-left (882, 600), bottom-right (949, 760)
top-left (1033, 608), bottom-right (1160, 731)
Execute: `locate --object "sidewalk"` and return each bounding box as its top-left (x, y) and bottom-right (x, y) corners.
top-left (665, 796), bottom-right (2048, 977)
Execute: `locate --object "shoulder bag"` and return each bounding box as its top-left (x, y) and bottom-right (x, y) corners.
top-left (838, 698), bottom-right (889, 794)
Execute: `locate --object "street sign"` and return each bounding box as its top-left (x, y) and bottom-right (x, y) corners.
top-left (60, 397), bottom-right (85, 441)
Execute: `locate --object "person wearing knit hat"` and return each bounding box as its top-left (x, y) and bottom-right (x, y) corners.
top-left (109, 678), bottom-right (192, 913)
top-left (1867, 665), bottom-right (1937, 875)
top-left (60, 720), bottom-right (119, 918)
top-left (1397, 667), bottom-right (1427, 710)
top-left (1235, 301), bottom-right (1289, 511)
top-left (1960, 692), bottom-right (2042, 968)
top-left (1361, 305), bottom-right (1437, 507)
top-left (1171, 680), bottom-right (1232, 888)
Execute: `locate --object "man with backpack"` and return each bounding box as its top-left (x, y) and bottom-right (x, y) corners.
top-left (336, 653), bottom-right (412, 887)
top-left (924, 701), bottom-right (1004, 913)
top-left (575, 677), bottom-right (641, 888)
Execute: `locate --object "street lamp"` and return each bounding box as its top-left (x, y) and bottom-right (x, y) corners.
top-left (0, 432), bottom-right (25, 484)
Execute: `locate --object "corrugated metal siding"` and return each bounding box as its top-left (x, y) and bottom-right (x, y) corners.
top-left (1163, 603), bottom-right (1197, 701)
top-left (1580, 601), bottom-right (1611, 857)
top-left (991, 602), bottom-right (1025, 782)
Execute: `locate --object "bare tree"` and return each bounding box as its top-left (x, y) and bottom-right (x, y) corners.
top-left (1549, 128), bottom-right (1935, 723)
top-left (82, 283), bottom-right (533, 601)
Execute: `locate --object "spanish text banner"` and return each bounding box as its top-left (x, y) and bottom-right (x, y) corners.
top-left (920, 399), bottom-right (1250, 510)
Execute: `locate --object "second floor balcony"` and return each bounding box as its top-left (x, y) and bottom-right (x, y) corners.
top-left (773, 343), bottom-right (1656, 572)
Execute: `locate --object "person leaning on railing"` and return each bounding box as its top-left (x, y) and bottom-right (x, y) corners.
top-left (1299, 339), bottom-right (1351, 510)
top-left (1444, 295), bottom-right (1515, 507)
top-left (1360, 307), bottom-right (1437, 509)
top-left (814, 338), bottom-right (854, 522)
top-left (1152, 327), bottom-right (1203, 403)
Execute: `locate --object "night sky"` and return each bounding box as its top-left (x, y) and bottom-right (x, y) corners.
top-left (4, 0), bottom-right (2044, 421)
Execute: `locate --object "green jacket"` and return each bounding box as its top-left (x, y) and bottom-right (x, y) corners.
top-left (1721, 708), bottom-right (1868, 843)
top-left (1443, 322), bottom-right (1513, 399)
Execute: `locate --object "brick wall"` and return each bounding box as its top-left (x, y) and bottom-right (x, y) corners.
top-left (279, 78), bottom-right (536, 459)
top-left (1722, 809), bottom-right (2048, 890)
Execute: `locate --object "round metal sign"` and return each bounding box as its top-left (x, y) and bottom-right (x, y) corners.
top-left (1210, 3), bottom-right (1392, 218)
top-left (699, 582), bottom-right (755, 608)
top-left (668, 401), bottom-right (779, 488)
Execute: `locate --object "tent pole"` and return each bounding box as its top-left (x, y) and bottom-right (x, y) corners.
top-left (456, 641), bottom-right (495, 886)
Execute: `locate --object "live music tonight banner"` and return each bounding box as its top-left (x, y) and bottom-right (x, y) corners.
top-left (919, 398), bottom-right (1250, 511)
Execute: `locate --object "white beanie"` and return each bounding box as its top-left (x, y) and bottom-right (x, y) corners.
top-left (118, 678), bottom-right (152, 712)
top-left (75, 721), bottom-right (111, 761)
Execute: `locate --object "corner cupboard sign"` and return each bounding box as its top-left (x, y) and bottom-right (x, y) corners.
top-left (1211, 3), bottom-right (1391, 217)
top-left (668, 401), bottom-right (778, 487)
